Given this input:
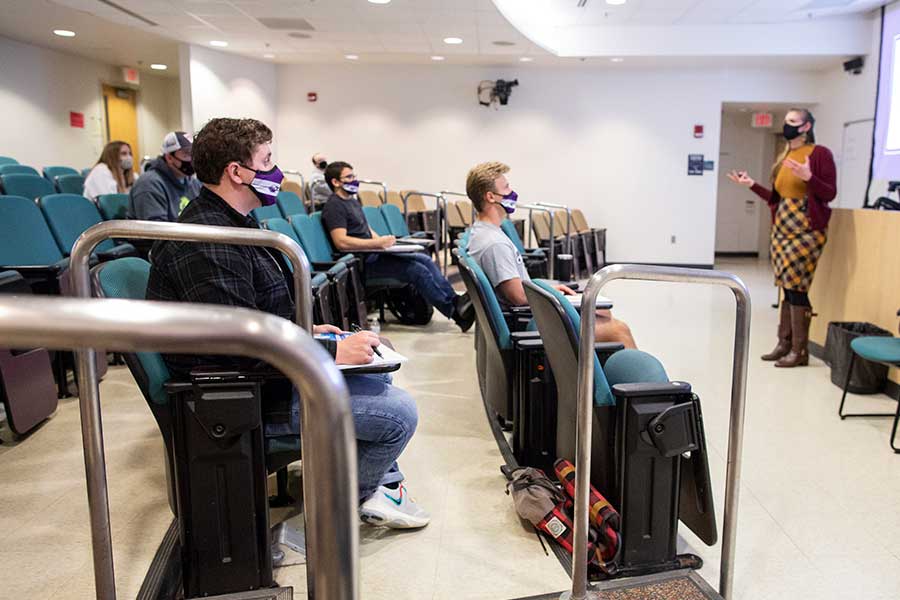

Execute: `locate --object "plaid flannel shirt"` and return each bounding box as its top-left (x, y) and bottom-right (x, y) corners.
top-left (146, 186), bottom-right (335, 378)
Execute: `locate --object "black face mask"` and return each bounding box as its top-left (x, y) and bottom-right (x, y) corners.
top-left (317, 160), bottom-right (327, 170)
top-left (783, 122), bottom-right (805, 141)
top-left (171, 154), bottom-right (194, 177)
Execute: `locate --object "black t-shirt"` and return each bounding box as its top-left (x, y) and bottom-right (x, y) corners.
top-left (322, 193), bottom-right (372, 239)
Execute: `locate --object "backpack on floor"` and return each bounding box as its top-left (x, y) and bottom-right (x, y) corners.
top-left (386, 285), bottom-right (434, 325)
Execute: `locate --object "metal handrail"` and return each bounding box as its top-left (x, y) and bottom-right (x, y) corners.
top-left (401, 191), bottom-right (448, 275)
top-left (71, 221), bottom-right (313, 332)
top-left (565, 264), bottom-right (750, 600)
top-left (518, 203), bottom-right (557, 280)
top-left (359, 179), bottom-right (389, 205)
top-left (69, 220), bottom-right (316, 599)
top-left (282, 169), bottom-right (308, 208)
top-left (0, 296), bottom-right (358, 600)
top-left (534, 202), bottom-right (574, 255)
top-left (439, 191), bottom-right (472, 224)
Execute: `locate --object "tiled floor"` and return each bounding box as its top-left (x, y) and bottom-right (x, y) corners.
top-left (2, 257), bottom-right (899, 599)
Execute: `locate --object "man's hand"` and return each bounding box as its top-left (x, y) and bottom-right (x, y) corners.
top-left (554, 284), bottom-right (576, 296)
top-left (377, 235), bottom-right (397, 249)
top-left (314, 324), bottom-right (344, 336)
top-left (335, 331), bottom-right (380, 365)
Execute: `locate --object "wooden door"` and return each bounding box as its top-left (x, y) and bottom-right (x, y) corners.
top-left (102, 84), bottom-right (138, 156)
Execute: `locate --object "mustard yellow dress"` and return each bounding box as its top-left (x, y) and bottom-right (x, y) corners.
top-left (770, 144), bottom-right (828, 292)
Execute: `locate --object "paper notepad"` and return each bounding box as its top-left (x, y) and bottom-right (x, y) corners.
top-left (315, 333), bottom-right (408, 371)
top-left (383, 244), bottom-right (425, 253)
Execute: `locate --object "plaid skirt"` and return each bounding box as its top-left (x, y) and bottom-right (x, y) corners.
top-left (770, 197), bottom-right (827, 292)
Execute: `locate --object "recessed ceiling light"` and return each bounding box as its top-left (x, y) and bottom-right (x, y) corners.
top-left (345, 54), bottom-right (359, 60)
top-left (368, 0), bottom-right (391, 3)
top-left (263, 53), bottom-right (275, 59)
top-left (492, 40), bottom-right (515, 47)
top-left (443, 37), bottom-right (463, 45)
top-left (53, 29), bottom-right (76, 38)
top-left (520, 57), bottom-right (534, 63)
top-left (610, 57), bottom-right (624, 63)
top-left (210, 40), bottom-right (228, 47)
top-left (150, 63), bottom-right (167, 70)
top-left (606, 0), bottom-right (627, 5)
top-left (431, 55), bottom-right (445, 61)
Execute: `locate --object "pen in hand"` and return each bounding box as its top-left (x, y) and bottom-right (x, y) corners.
top-left (351, 324), bottom-right (383, 358)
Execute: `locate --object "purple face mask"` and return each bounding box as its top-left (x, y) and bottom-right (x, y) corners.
top-left (243, 164), bottom-right (284, 206)
top-left (498, 190), bottom-right (518, 214)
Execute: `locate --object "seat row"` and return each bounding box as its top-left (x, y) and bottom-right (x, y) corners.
top-left (0, 166), bottom-right (86, 198)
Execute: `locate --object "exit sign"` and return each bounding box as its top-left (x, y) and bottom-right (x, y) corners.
top-left (752, 112), bottom-right (773, 128)
top-left (122, 67), bottom-right (140, 85)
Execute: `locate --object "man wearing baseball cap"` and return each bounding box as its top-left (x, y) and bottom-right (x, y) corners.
top-left (127, 131), bottom-right (202, 254)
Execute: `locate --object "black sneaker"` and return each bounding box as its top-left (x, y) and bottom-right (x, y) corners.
top-left (452, 293), bottom-right (475, 332)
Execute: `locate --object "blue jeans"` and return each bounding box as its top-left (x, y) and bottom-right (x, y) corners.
top-left (365, 253), bottom-right (457, 317)
top-left (277, 374), bottom-right (418, 502)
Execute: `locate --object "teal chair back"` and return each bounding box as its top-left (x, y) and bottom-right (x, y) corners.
top-left (362, 206), bottom-right (390, 236)
top-left (381, 204), bottom-right (411, 237)
top-left (56, 174), bottom-right (85, 195)
top-left (250, 203), bottom-right (283, 222)
top-left (501, 219), bottom-right (527, 254)
top-left (81, 167), bottom-right (92, 177)
top-left (276, 191), bottom-right (306, 218)
top-left (92, 257), bottom-right (171, 406)
top-left (97, 193), bottom-right (129, 220)
top-left (532, 279), bottom-right (615, 407)
top-left (1, 173), bottom-right (54, 199)
top-left (39, 194), bottom-right (114, 255)
top-left (0, 164), bottom-right (38, 176)
top-left (43, 166), bottom-right (79, 183)
top-left (261, 217), bottom-right (301, 273)
top-left (0, 195), bottom-right (66, 265)
top-left (459, 254), bottom-right (511, 350)
top-left (292, 213), bottom-right (336, 263)
top-left (0, 156), bottom-right (18, 167)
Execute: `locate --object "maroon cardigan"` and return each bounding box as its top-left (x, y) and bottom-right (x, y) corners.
top-left (749, 145), bottom-right (837, 231)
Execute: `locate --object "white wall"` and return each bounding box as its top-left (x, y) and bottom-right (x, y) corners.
top-left (814, 9), bottom-right (884, 208)
top-left (0, 35), bottom-right (179, 168)
top-left (275, 64), bottom-right (820, 265)
top-left (184, 44), bottom-right (277, 136)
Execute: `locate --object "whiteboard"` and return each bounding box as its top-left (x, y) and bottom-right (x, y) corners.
top-left (838, 119), bottom-right (874, 209)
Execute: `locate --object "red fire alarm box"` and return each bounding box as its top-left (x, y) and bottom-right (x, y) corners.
top-left (693, 124), bottom-right (704, 138)
top-left (307, 92), bottom-right (318, 102)
top-left (752, 112), bottom-right (773, 128)
top-left (70, 111), bottom-right (85, 128)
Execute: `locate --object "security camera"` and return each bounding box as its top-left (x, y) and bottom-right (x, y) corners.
top-left (478, 79), bottom-right (519, 107)
top-left (843, 57), bottom-right (864, 75)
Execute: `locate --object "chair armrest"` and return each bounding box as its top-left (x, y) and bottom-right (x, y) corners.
top-left (611, 381), bottom-right (692, 398)
top-left (595, 342), bottom-right (624, 365)
top-left (515, 338), bottom-right (545, 350)
top-left (511, 331), bottom-right (541, 341)
top-left (96, 243), bottom-right (137, 261)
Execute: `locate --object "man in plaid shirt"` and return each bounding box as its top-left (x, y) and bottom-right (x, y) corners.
top-left (147, 117), bottom-right (430, 529)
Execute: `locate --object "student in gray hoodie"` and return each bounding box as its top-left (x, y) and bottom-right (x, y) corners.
top-left (127, 131), bottom-right (202, 256)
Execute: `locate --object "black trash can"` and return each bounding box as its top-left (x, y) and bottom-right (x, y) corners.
top-left (824, 322), bottom-right (893, 394)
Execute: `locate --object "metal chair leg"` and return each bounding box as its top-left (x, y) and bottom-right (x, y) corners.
top-left (891, 388), bottom-right (900, 454)
top-left (838, 353), bottom-right (855, 419)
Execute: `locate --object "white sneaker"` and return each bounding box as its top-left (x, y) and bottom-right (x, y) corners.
top-left (359, 484), bottom-right (430, 529)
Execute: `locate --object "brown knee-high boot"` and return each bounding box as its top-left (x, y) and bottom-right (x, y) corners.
top-left (761, 301), bottom-right (792, 361)
top-left (775, 305), bottom-right (811, 368)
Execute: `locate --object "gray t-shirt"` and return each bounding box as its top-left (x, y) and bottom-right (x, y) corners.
top-left (467, 220), bottom-right (529, 304)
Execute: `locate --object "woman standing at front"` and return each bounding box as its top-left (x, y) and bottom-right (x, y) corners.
top-left (728, 108), bottom-right (837, 368)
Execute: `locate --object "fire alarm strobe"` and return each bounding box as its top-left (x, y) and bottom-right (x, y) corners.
top-left (307, 92), bottom-right (318, 102)
top-left (694, 125), bottom-right (704, 138)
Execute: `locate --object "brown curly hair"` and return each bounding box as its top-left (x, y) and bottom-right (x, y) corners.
top-left (193, 118), bottom-right (273, 185)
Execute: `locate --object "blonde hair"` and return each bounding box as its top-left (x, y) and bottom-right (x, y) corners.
top-left (466, 161), bottom-right (510, 212)
top-left (771, 108), bottom-right (816, 182)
